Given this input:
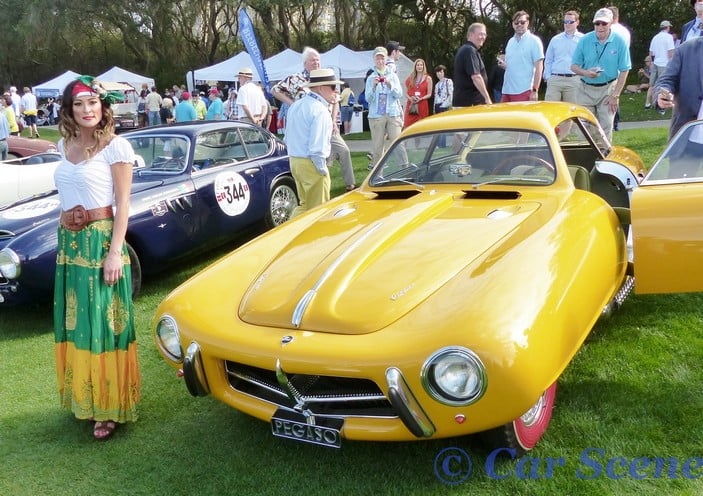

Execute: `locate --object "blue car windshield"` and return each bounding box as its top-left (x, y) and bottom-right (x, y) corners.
top-left (127, 136), bottom-right (189, 173)
top-left (369, 129), bottom-right (556, 187)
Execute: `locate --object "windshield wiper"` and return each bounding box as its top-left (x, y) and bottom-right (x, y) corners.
top-left (371, 177), bottom-right (425, 190)
top-left (472, 177), bottom-right (550, 189)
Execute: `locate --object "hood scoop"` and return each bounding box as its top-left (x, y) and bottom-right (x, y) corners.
top-left (371, 189), bottom-right (422, 199)
top-left (462, 190), bottom-right (521, 200)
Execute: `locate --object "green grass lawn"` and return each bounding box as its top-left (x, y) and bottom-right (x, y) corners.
top-left (4, 125), bottom-right (703, 495)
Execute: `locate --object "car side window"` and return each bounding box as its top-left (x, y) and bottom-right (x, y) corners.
top-left (240, 128), bottom-right (271, 159)
top-left (193, 130), bottom-right (246, 169)
top-left (644, 122), bottom-right (703, 183)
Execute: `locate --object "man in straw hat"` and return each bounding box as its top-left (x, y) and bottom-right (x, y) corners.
top-left (285, 68), bottom-right (343, 217)
top-left (236, 67), bottom-right (267, 126)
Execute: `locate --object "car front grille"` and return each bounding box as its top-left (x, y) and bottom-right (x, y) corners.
top-left (225, 361), bottom-right (397, 418)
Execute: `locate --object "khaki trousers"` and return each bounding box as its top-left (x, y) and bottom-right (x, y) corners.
top-left (368, 114), bottom-right (403, 166)
top-left (578, 81), bottom-right (616, 141)
top-left (290, 157), bottom-right (330, 218)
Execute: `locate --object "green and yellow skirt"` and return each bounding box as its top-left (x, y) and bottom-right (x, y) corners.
top-left (54, 219), bottom-right (140, 423)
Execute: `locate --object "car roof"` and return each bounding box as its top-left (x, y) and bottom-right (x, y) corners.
top-left (122, 120), bottom-right (264, 137)
top-left (403, 101), bottom-right (596, 137)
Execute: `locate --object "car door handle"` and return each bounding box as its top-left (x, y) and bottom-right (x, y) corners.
top-left (243, 167), bottom-right (261, 176)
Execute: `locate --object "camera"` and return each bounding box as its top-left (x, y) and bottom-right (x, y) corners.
top-left (378, 77), bottom-right (386, 83)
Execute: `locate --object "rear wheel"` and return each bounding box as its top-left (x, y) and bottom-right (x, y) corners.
top-left (477, 382), bottom-right (556, 457)
top-left (126, 243), bottom-right (142, 300)
top-left (265, 176), bottom-right (298, 228)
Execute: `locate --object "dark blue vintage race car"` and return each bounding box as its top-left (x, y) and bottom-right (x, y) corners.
top-left (0, 121), bottom-right (298, 305)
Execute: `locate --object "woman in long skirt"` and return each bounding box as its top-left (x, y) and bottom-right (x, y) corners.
top-left (53, 76), bottom-right (140, 440)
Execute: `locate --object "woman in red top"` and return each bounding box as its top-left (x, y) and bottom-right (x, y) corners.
top-left (404, 58), bottom-right (433, 128)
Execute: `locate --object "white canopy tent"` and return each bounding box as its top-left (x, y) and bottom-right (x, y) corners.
top-left (188, 52), bottom-right (255, 90)
top-left (32, 70), bottom-right (81, 98)
top-left (264, 48), bottom-right (302, 81)
top-left (185, 45), bottom-right (414, 105)
top-left (186, 50), bottom-right (302, 91)
top-left (97, 66), bottom-right (155, 91)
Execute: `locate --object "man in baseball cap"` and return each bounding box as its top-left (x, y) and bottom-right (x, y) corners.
top-left (385, 40), bottom-right (405, 73)
top-left (646, 20), bottom-right (675, 111)
top-left (174, 91), bottom-right (197, 122)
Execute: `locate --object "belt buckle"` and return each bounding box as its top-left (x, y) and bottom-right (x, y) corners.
top-left (64, 205), bottom-right (88, 231)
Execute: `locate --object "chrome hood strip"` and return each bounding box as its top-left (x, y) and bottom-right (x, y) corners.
top-left (291, 221), bottom-right (383, 328)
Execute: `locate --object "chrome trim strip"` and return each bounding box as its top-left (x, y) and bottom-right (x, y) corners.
top-left (291, 221), bottom-right (383, 327)
top-left (227, 369), bottom-right (387, 403)
top-left (386, 367), bottom-right (435, 437)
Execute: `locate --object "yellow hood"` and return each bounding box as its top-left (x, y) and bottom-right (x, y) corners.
top-left (239, 190), bottom-right (541, 334)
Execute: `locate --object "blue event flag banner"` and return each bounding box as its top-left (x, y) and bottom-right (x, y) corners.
top-left (238, 9), bottom-right (271, 96)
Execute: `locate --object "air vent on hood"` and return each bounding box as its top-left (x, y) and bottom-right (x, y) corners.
top-left (462, 190), bottom-right (521, 200)
top-left (371, 190), bottom-right (422, 199)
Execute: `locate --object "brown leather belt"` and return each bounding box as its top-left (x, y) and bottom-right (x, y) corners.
top-left (60, 205), bottom-right (113, 231)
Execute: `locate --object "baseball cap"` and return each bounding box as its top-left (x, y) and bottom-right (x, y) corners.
top-left (660, 20), bottom-right (672, 27)
top-left (593, 8), bottom-right (613, 24)
top-left (385, 41), bottom-right (405, 53)
top-left (373, 46), bottom-right (388, 57)
top-left (208, 88), bottom-right (219, 96)
top-left (181, 91), bottom-right (190, 100)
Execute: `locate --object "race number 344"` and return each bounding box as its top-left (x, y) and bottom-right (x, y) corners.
top-left (215, 172), bottom-right (251, 216)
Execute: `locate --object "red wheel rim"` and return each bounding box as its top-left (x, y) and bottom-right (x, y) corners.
top-left (513, 382), bottom-right (557, 450)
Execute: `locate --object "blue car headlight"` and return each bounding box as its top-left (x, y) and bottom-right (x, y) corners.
top-left (0, 248), bottom-right (21, 279)
top-left (155, 315), bottom-right (183, 362)
top-left (421, 347), bottom-right (487, 406)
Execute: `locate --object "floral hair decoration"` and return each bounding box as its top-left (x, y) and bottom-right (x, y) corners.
top-left (73, 75), bottom-right (124, 105)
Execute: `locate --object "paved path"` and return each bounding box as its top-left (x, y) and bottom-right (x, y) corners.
top-left (345, 119), bottom-right (669, 153)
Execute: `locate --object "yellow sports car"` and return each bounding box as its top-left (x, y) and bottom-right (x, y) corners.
top-left (153, 103), bottom-right (702, 453)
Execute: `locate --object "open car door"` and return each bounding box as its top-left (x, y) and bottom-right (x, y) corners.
top-left (631, 121), bottom-right (703, 294)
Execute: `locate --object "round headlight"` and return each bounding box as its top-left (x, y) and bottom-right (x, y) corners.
top-left (0, 248), bottom-right (21, 279)
top-left (421, 347), bottom-right (486, 406)
top-left (155, 315), bottom-right (183, 362)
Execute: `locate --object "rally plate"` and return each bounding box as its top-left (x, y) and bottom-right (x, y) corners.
top-left (271, 409), bottom-right (344, 448)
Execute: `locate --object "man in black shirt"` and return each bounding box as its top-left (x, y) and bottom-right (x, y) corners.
top-left (454, 23), bottom-right (492, 106)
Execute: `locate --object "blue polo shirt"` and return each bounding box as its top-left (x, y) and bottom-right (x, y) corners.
top-left (174, 101), bottom-right (197, 122)
top-left (572, 31), bottom-right (631, 84)
top-left (502, 31), bottom-right (544, 94)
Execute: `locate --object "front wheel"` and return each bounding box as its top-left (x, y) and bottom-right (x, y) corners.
top-left (477, 382), bottom-right (557, 457)
top-left (265, 176), bottom-right (298, 228)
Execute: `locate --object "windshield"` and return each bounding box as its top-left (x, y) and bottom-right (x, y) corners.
top-left (643, 121), bottom-right (703, 184)
top-left (126, 136), bottom-right (190, 173)
top-left (368, 129), bottom-right (556, 188)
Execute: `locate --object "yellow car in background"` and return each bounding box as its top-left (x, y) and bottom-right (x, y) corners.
top-left (153, 103), bottom-right (701, 454)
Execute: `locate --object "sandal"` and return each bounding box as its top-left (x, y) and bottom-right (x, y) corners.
top-left (94, 421), bottom-right (117, 440)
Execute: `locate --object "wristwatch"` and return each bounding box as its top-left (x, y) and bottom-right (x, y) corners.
top-left (531, 88), bottom-right (539, 92)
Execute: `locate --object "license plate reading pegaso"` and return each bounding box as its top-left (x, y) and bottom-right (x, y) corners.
top-left (271, 409), bottom-right (343, 448)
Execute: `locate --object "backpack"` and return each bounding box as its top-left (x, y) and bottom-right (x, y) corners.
top-left (347, 93), bottom-right (355, 106)
top-left (137, 101), bottom-right (146, 114)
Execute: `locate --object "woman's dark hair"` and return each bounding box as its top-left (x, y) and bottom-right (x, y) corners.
top-left (58, 80), bottom-right (116, 156)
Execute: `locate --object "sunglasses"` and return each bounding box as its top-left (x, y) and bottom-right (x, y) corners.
top-left (594, 21), bottom-right (609, 26)
top-left (514, 20), bottom-right (528, 25)
top-left (563, 19), bottom-right (576, 24)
